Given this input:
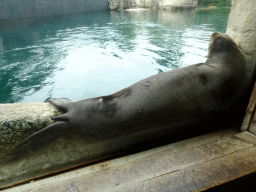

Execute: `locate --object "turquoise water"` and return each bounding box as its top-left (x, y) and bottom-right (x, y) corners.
top-left (0, 9), bottom-right (230, 104)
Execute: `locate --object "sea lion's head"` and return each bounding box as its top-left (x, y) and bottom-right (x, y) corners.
top-left (208, 32), bottom-right (244, 58)
top-left (207, 32), bottom-right (246, 68)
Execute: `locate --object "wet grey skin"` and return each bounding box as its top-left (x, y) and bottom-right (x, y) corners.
top-left (10, 32), bottom-right (249, 161)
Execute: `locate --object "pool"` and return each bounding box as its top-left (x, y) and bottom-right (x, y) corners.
top-left (0, 9), bottom-right (230, 104)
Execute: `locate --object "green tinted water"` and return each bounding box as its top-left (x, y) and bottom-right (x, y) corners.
top-left (0, 9), bottom-right (230, 103)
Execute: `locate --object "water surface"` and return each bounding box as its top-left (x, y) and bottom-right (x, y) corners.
top-left (0, 9), bottom-right (230, 103)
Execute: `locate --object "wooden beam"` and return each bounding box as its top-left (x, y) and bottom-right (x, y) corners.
top-left (4, 129), bottom-right (256, 192)
top-left (241, 81), bottom-right (256, 132)
top-left (235, 131), bottom-right (256, 143)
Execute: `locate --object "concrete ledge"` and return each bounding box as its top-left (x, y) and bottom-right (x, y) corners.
top-left (0, 102), bottom-right (61, 187)
top-left (0, 102), bottom-right (60, 160)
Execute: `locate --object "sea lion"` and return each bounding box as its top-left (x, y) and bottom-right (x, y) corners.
top-left (10, 32), bottom-right (250, 159)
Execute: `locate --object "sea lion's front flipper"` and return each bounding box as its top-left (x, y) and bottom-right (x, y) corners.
top-left (49, 98), bottom-right (76, 122)
top-left (49, 98), bottom-right (74, 113)
top-left (9, 121), bottom-right (70, 162)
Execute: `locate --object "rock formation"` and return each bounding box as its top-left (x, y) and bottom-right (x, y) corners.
top-left (108, 0), bottom-right (198, 10)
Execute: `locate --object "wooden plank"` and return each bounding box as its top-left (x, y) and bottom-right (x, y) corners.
top-left (241, 81), bottom-right (256, 131)
top-left (235, 131), bottom-right (256, 143)
top-left (128, 147), bottom-right (256, 192)
top-left (249, 105), bottom-right (256, 134)
top-left (242, 81), bottom-right (256, 134)
top-left (4, 129), bottom-right (256, 192)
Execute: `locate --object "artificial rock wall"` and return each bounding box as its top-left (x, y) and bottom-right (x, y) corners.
top-left (0, 0), bottom-right (197, 20)
top-left (226, 0), bottom-right (256, 82)
top-left (108, 0), bottom-right (198, 10)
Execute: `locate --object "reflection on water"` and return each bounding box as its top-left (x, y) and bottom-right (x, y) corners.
top-left (0, 9), bottom-right (230, 103)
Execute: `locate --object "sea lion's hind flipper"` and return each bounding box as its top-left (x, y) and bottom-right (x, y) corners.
top-left (48, 98), bottom-right (74, 113)
top-left (8, 121), bottom-right (70, 162)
